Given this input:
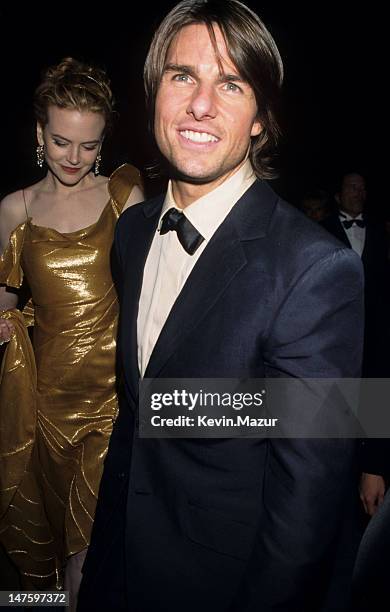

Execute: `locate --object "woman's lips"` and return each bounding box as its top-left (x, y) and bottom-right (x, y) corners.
top-left (61, 166), bottom-right (80, 174)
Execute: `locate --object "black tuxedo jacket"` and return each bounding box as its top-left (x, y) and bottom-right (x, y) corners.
top-left (321, 212), bottom-right (390, 377)
top-left (82, 180), bottom-right (364, 612)
top-left (322, 213), bottom-right (390, 478)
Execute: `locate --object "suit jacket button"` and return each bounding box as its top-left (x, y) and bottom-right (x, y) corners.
top-left (134, 488), bottom-right (151, 495)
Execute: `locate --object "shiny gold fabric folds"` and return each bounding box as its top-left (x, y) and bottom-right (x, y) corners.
top-left (0, 164), bottom-right (141, 588)
top-left (0, 309), bottom-right (36, 517)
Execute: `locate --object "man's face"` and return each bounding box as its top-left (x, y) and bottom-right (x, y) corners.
top-left (154, 23), bottom-right (261, 194)
top-left (337, 173), bottom-right (367, 217)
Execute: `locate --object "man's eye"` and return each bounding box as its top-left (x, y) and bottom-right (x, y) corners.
top-left (225, 82), bottom-right (241, 93)
top-left (173, 74), bottom-right (190, 82)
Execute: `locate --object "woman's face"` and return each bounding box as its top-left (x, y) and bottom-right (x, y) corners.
top-left (37, 105), bottom-right (105, 185)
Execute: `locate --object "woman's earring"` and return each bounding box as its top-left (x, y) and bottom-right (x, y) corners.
top-left (36, 144), bottom-right (45, 168)
top-left (94, 153), bottom-right (102, 176)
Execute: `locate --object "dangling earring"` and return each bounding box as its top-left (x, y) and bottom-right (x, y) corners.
top-left (36, 144), bottom-right (45, 168)
top-left (94, 152), bottom-right (101, 176)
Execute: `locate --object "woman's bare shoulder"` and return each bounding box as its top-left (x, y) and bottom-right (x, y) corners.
top-left (0, 179), bottom-right (47, 220)
top-left (0, 189), bottom-right (30, 249)
top-left (0, 190), bottom-right (26, 223)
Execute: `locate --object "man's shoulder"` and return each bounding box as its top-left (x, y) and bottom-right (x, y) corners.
top-left (248, 181), bottom-right (348, 256)
top-left (116, 194), bottom-right (164, 237)
top-left (278, 200), bottom-right (343, 249)
top-left (244, 181), bottom-right (362, 283)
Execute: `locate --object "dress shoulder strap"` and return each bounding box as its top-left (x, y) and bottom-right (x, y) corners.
top-left (22, 189), bottom-right (29, 220)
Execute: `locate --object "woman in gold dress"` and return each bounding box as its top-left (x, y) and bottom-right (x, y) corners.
top-left (0, 58), bottom-right (143, 601)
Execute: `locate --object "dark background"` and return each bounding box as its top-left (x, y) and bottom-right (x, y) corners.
top-left (0, 3), bottom-right (383, 213)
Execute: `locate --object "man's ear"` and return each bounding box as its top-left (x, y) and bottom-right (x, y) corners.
top-left (251, 118), bottom-right (262, 138)
top-left (335, 193), bottom-right (340, 205)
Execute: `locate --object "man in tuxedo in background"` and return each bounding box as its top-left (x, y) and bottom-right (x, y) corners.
top-left (79, 2), bottom-right (364, 611)
top-left (322, 173), bottom-right (390, 517)
top-left (322, 172), bottom-right (390, 378)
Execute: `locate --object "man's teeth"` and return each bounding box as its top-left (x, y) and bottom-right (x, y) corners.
top-left (180, 130), bottom-right (218, 143)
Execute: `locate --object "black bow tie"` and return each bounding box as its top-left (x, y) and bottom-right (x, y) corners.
top-left (341, 218), bottom-right (365, 229)
top-left (159, 208), bottom-right (205, 255)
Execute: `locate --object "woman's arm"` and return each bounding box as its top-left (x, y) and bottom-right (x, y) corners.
top-left (0, 191), bottom-right (26, 341)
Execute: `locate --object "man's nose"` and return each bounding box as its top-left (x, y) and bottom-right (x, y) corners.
top-left (186, 83), bottom-right (217, 120)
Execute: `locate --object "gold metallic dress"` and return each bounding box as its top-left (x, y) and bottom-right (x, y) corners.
top-left (0, 164), bottom-right (140, 588)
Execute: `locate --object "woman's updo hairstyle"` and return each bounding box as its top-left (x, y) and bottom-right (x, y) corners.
top-left (34, 57), bottom-right (114, 133)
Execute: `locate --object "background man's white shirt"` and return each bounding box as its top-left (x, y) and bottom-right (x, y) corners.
top-left (339, 211), bottom-right (365, 257)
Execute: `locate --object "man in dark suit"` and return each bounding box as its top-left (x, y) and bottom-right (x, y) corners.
top-left (322, 174), bottom-right (390, 518)
top-left (322, 172), bottom-right (389, 379)
top-left (78, 2), bottom-right (364, 611)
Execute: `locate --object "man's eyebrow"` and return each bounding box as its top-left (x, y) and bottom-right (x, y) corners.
top-left (218, 73), bottom-right (245, 84)
top-left (163, 64), bottom-right (246, 85)
top-left (163, 63), bottom-right (197, 78)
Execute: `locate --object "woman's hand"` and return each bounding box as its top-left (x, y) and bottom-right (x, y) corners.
top-left (0, 317), bottom-right (14, 344)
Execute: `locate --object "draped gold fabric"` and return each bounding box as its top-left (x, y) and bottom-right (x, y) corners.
top-left (0, 164), bottom-right (141, 588)
top-left (0, 309), bottom-right (36, 516)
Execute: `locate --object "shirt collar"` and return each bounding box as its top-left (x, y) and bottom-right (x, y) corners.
top-left (160, 159), bottom-right (256, 242)
top-left (339, 210), bottom-right (364, 221)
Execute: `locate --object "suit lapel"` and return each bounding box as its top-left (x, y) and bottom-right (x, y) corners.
top-left (122, 196), bottom-right (163, 397)
top-left (335, 217), bottom-right (352, 248)
top-left (144, 220), bottom-right (246, 378)
top-left (144, 180), bottom-right (277, 378)
top-left (361, 219), bottom-right (370, 265)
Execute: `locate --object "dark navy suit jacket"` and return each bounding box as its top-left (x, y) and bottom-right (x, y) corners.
top-left (322, 213), bottom-right (390, 479)
top-left (81, 180), bottom-right (364, 612)
top-left (321, 212), bottom-right (390, 378)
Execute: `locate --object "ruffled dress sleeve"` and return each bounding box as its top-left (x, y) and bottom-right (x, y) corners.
top-left (0, 223), bottom-right (36, 516)
top-left (108, 163), bottom-right (143, 216)
top-left (0, 221), bottom-right (28, 288)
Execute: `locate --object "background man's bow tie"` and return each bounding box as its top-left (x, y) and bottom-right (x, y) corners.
top-left (342, 218), bottom-right (365, 229)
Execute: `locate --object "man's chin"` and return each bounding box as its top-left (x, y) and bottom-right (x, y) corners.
top-left (167, 162), bottom-right (223, 186)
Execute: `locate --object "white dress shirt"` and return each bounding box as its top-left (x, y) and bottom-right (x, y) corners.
top-left (339, 211), bottom-right (366, 257)
top-left (137, 160), bottom-right (256, 376)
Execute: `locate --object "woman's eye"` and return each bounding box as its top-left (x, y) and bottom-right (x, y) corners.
top-left (83, 145), bottom-right (98, 151)
top-left (53, 140), bottom-right (67, 147)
